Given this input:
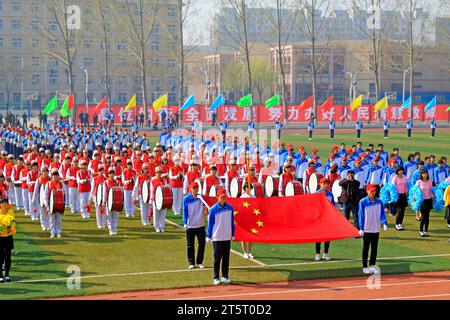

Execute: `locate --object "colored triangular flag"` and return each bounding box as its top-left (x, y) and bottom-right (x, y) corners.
top-left (60, 97), bottom-right (71, 117)
top-left (265, 95), bottom-right (280, 109)
top-left (180, 95), bottom-right (195, 111)
top-left (125, 94), bottom-right (136, 111)
top-left (374, 96), bottom-right (388, 112)
top-left (424, 96), bottom-right (436, 112)
top-left (67, 94), bottom-right (75, 110)
top-left (446, 106), bottom-right (450, 112)
top-left (237, 94), bottom-right (252, 107)
top-left (350, 95), bottom-right (363, 111)
top-left (153, 94), bottom-right (168, 112)
top-left (94, 97), bottom-right (107, 114)
top-left (299, 96), bottom-right (314, 111)
top-left (400, 96), bottom-right (411, 111)
top-left (44, 96), bottom-right (58, 115)
top-left (210, 94), bottom-right (225, 111)
top-left (320, 96), bottom-right (334, 111)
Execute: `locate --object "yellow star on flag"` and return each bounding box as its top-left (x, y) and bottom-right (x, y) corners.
top-left (250, 228), bottom-right (259, 234)
top-left (234, 211), bottom-right (239, 216)
top-left (256, 220), bottom-right (264, 227)
top-left (243, 202), bottom-right (250, 208)
top-left (253, 208), bottom-right (261, 216)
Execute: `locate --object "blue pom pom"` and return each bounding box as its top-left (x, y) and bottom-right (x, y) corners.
top-left (380, 183), bottom-right (399, 204)
top-left (408, 185), bottom-right (423, 212)
top-left (407, 181), bottom-right (414, 191)
top-left (433, 186), bottom-right (445, 212)
top-left (438, 181), bottom-right (450, 192)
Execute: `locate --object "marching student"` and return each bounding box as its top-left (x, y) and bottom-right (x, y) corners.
top-left (20, 160), bottom-right (31, 216)
top-left (358, 184), bottom-right (388, 274)
top-left (315, 178), bottom-right (334, 261)
top-left (182, 182), bottom-right (206, 269)
top-left (203, 166), bottom-right (222, 196)
top-left (274, 118), bottom-right (283, 140)
top-left (206, 189), bottom-right (235, 285)
top-left (90, 164), bottom-right (107, 229)
top-left (339, 170), bottom-right (361, 229)
top-left (329, 118), bottom-right (336, 140)
top-left (77, 159), bottom-right (92, 219)
top-left (104, 167), bottom-right (120, 235)
top-left (11, 156), bottom-right (24, 210)
top-left (44, 169), bottom-right (65, 238)
top-left (150, 167), bottom-right (167, 233)
top-left (4, 155), bottom-right (15, 205)
top-left (383, 119), bottom-right (390, 139)
top-left (416, 170), bottom-right (434, 237)
top-left (240, 182), bottom-right (255, 259)
top-left (406, 119), bottom-right (414, 139)
top-left (132, 163), bottom-right (152, 226)
top-left (444, 184), bottom-right (450, 228)
top-left (279, 163), bottom-right (295, 196)
top-left (59, 154), bottom-right (71, 207)
top-left (183, 160), bottom-right (201, 195)
top-left (392, 167), bottom-right (408, 231)
top-left (66, 157), bottom-right (80, 214)
top-left (32, 166), bottom-right (50, 231)
top-left (169, 157), bottom-right (184, 215)
top-left (26, 161), bottom-right (39, 221)
top-left (356, 119), bottom-right (363, 141)
top-left (430, 117), bottom-right (436, 139)
top-left (0, 196), bottom-right (15, 283)
top-left (122, 159), bottom-right (137, 218)
top-left (307, 119), bottom-right (314, 141)
top-left (433, 160), bottom-right (448, 185)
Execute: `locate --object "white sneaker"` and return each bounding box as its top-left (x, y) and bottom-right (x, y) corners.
top-left (315, 254), bottom-right (321, 261)
top-left (243, 253), bottom-right (250, 259)
top-left (368, 266), bottom-right (379, 274)
top-left (109, 230), bottom-right (114, 236)
top-left (399, 225), bottom-right (404, 230)
top-left (57, 234), bottom-right (61, 238)
top-left (323, 253), bottom-right (331, 261)
top-left (97, 226), bottom-right (102, 229)
top-left (155, 229), bottom-right (161, 233)
top-left (362, 267), bottom-right (371, 274)
top-left (221, 277), bottom-right (231, 284)
top-left (160, 229), bottom-right (165, 233)
top-left (248, 253), bottom-right (254, 259)
top-left (447, 224), bottom-right (450, 228)
top-left (213, 279), bottom-right (221, 285)
top-left (188, 265), bottom-right (195, 269)
top-left (420, 231), bottom-right (425, 237)
top-left (50, 235), bottom-right (55, 238)
top-left (198, 264), bottom-right (205, 269)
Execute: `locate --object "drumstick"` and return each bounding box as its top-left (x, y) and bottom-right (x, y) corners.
top-left (196, 195), bottom-right (211, 210)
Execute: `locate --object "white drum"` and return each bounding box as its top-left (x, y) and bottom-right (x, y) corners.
top-left (141, 180), bottom-right (151, 204)
top-left (229, 177), bottom-right (243, 198)
top-left (332, 180), bottom-right (343, 203)
top-left (308, 173), bottom-right (320, 194)
top-left (154, 186), bottom-right (173, 210)
top-left (39, 185), bottom-right (46, 208)
top-left (95, 183), bottom-right (104, 207)
top-left (264, 176), bottom-right (279, 198)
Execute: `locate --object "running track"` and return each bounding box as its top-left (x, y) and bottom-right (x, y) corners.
top-left (56, 271), bottom-right (450, 300)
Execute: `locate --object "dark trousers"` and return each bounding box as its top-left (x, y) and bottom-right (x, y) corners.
top-left (384, 130), bottom-right (389, 138)
top-left (186, 227), bottom-right (206, 265)
top-left (431, 128), bottom-right (435, 137)
top-left (315, 241), bottom-right (330, 254)
top-left (407, 129), bottom-right (412, 138)
top-left (277, 130), bottom-right (281, 140)
top-left (396, 193), bottom-right (407, 225)
top-left (213, 240), bottom-right (231, 279)
top-left (0, 238), bottom-right (12, 277)
top-left (330, 129), bottom-right (334, 139)
top-left (122, 120), bottom-right (127, 127)
top-left (420, 199), bottom-right (432, 232)
top-left (343, 202), bottom-right (359, 229)
top-left (308, 131), bottom-right (312, 139)
top-left (357, 130), bottom-right (361, 139)
top-left (445, 206), bottom-right (450, 224)
top-left (362, 232), bottom-right (379, 268)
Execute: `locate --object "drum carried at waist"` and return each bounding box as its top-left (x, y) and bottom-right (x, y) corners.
top-left (308, 173), bottom-right (323, 194)
top-left (209, 185), bottom-right (226, 197)
top-left (107, 186), bottom-right (124, 212)
top-left (39, 185), bottom-right (46, 208)
top-left (49, 189), bottom-right (65, 214)
top-left (229, 177), bottom-right (243, 198)
top-left (264, 176), bottom-right (279, 197)
top-left (141, 180), bottom-right (151, 204)
top-left (285, 181), bottom-right (303, 197)
top-left (155, 186), bottom-right (173, 211)
top-left (332, 180), bottom-right (343, 203)
top-left (95, 183), bottom-right (105, 207)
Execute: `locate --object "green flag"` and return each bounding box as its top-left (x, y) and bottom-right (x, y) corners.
top-left (60, 97), bottom-right (71, 117)
top-left (44, 96), bottom-right (58, 115)
top-left (237, 94), bottom-right (252, 107)
top-left (446, 105), bottom-right (450, 112)
top-left (265, 95), bottom-right (280, 109)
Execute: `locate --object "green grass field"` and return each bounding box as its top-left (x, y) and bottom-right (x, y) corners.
top-left (1, 130), bottom-right (449, 299)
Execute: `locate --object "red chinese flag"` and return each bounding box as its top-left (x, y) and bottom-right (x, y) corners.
top-left (298, 96), bottom-right (314, 111)
top-left (94, 97), bottom-right (107, 114)
top-left (203, 193), bottom-right (359, 244)
top-left (68, 94), bottom-right (75, 110)
top-left (320, 96), bottom-right (334, 112)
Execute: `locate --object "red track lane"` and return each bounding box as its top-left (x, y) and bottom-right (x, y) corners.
top-left (55, 271), bottom-right (450, 300)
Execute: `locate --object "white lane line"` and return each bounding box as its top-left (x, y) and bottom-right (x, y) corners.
top-left (373, 293), bottom-right (450, 300)
top-left (170, 279), bottom-right (450, 300)
top-left (164, 217), bottom-right (266, 267)
top-left (15, 253), bottom-right (450, 284)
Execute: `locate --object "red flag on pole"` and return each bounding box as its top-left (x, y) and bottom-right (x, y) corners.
top-left (298, 96), bottom-right (314, 111)
top-left (67, 94), bottom-right (75, 110)
top-left (94, 97), bottom-right (106, 114)
top-left (203, 193), bottom-right (359, 244)
top-left (320, 96), bottom-right (334, 112)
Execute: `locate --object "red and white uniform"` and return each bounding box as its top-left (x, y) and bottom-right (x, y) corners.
top-left (132, 173), bottom-right (152, 226)
top-left (90, 173), bottom-right (107, 228)
top-left (183, 170), bottom-right (201, 195)
top-left (150, 177), bottom-right (166, 232)
top-left (169, 165), bottom-right (184, 215)
top-left (77, 169), bottom-right (92, 218)
top-left (203, 174), bottom-right (222, 196)
top-left (26, 169), bottom-right (39, 220)
top-left (66, 165), bottom-right (80, 213)
top-left (122, 168), bottom-right (137, 217)
top-left (279, 172), bottom-right (295, 196)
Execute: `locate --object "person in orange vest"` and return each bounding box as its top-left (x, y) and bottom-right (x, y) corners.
top-left (88, 151), bottom-right (101, 176)
top-left (44, 168), bottom-right (64, 238)
top-left (42, 150), bottom-right (52, 168)
top-left (104, 167), bottom-right (120, 236)
top-left (11, 155), bottom-right (24, 210)
top-left (90, 164), bottom-right (107, 229)
top-left (66, 157), bottom-right (80, 214)
top-left (20, 159), bottom-right (31, 216)
top-left (36, 148), bottom-right (45, 167)
top-left (26, 160), bottom-right (40, 221)
top-left (203, 166), bottom-right (223, 196)
top-left (4, 155), bottom-right (15, 204)
top-left (122, 159), bottom-right (137, 218)
top-left (32, 165), bottom-right (50, 231)
top-left (169, 156), bottom-right (184, 215)
top-left (133, 151), bottom-right (143, 173)
top-left (183, 160), bottom-right (201, 195)
top-left (278, 162), bottom-right (295, 196)
top-left (151, 166), bottom-right (167, 233)
top-left (132, 163), bottom-right (152, 226)
top-left (113, 158), bottom-right (123, 186)
top-left (77, 159), bottom-right (92, 219)
top-left (50, 153), bottom-right (61, 171)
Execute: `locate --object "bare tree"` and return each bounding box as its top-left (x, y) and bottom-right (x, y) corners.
top-left (38, 0), bottom-right (81, 118)
top-left (251, 58), bottom-right (277, 104)
top-left (217, 0), bottom-right (258, 119)
top-left (221, 60), bottom-right (244, 102)
top-left (295, 0), bottom-right (334, 119)
top-left (119, 0), bottom-right (159, 126)
top-left (260, 0), bottom-right (298, 123)
top-left (0, 58), bottom-right (20, 114)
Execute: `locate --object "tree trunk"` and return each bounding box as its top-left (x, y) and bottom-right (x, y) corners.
top-left (141, 50), bottom-right (149, 127)
top-left (311, 37), bottom-right (317, 122)
top-left (241, 0), bottom-right (253, 120)
top-left (409, 0), bottom-right (414, 120)
top-left (178, 0), bottom-right (185, 121)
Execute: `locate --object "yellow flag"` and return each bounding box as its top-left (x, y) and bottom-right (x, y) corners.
top-left (374, 96), bottom-right (388, 112)
top-left (350, 95), bottom-right (363, 111)
top-left (125, 94), bottom-right (136, 110)
top-left (153, 94), bottom-right (168, 112)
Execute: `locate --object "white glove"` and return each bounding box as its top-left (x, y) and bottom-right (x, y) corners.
top-left (206, 237), bottom-right (212, 243)
top-left (359, 230), bottom-right (364, 236)
top-left (231, 236), bottom-right (235, 241)
top-left (383, 224), bottom-right (388, 231)
top-left (183, 224), bottom-right (188, 230)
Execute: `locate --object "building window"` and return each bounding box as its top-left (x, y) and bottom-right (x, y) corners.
top-left (168, 93), bottom-right (177, 104)
top-left (151, 39), bottom-right (160, 51)
top-left (87, 93), bottom-right (94, 103)
top-left (168, 7), bottom-right (176, 17)
top-left (84, 22), bottom-right (92, 31)
top-left (153, 24), bottom-right (160, 34)
top-left (32, 74), bottom-right (40, 84)
top-left (84, 57), bottom-right (93, 67)
top-left (102, 7), bottom-right (109, 16)
top-left (49, 74), bottom-right (58, 85)
top-left (118, 93), bottom-right (127, 104)
top-left (49, 59), bottom-right (58, 68)
top-left (48, 21), bottom-right (58, 32)
top-left (168, 60), bottom-right (176, 68)
top-left (11, 38), bottom-right (22, 49)
top-left (117, 41), bottom-right (127, 50)
top-left (49, 40), bottom-right (57, 49)
top-left (13, 93), bottom-right (21, 103)
top-left (32, 57), bottom-right (40, 67)
top-left (32, 38), bottom-right (39, 48)
top-left (12, 2), bottom-right (20, 12)
top-left (0, 1), bottom-right (2, 12)
top-left (151, 79), bottom-right (160, 90)
top-left (31, 2), bottom-right (39, 13)
top-left (84, 40), bottom-right (93, 49)
top-left (31, 20), bottom-right (38, 31)
top-left (413, 84), bottom-right (422, 89)
top-left (12, 57), bottom-right (21, 67)
top-left (12, 20), bottom-right (21, 30)
top-left (0, 38), bottom-right (3, 49)
top-left (0, 20), bottom-right (3, 29)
